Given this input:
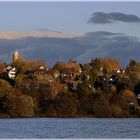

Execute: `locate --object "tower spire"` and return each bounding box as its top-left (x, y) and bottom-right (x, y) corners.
top-left (13, 50), bottom-right (20, 63)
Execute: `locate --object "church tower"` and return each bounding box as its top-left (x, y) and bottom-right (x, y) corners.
top-left (13, 50), bottom-right (20, 63)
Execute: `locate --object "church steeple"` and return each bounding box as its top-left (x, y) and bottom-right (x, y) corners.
top-left (13, 50), bottom-right (20, 63)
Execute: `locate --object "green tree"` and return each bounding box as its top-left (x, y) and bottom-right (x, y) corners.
top-left (53, 91), bottom-right (78, 117)
top-left (129, 59), bottom-right (137, 68)
top-left (0, 80), bottom-right (14, 114)
top-left (90, 57), bottom-right (102, 71)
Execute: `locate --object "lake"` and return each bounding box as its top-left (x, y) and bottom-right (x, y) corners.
top-left (0, 118), bottom-right (140, 138)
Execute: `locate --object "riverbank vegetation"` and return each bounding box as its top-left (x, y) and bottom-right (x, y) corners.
top-left (0, 57), bottom-right (140, 118)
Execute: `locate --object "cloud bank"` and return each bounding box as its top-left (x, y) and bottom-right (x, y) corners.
top-left (0, 31), bottom-right (80, 40)
top-left (0, 31), bottom-right (140, 68)
top-left (88, 12), bottom-right (140, 24)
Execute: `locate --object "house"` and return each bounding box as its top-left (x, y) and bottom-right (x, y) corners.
top-left (46, 69), bottom-right (60, 79)
top-left (34, 65), bottom-right (48, 75)
top-left (66, 60), bottom-right (82, 75)
top-left (53, 70), bottom-right (60, 79)
top-left (112, 68), bottom-right (125, 74)
top-left (67, 81), bottom-right (79, 91)
top-left (46, 75), bottom-right (55, 83)
top-left (8, 67), bottom-right (17, 80)
top-left (60, 64), bottom-right (81, 82)
top-left (116, 69), bottom-right (121, 74)
top-left (1, 66), bottom-right (17, 80)
top-left (52, 60), bottom-right (82, 83)
top-left (26, 65), bottom-right (49, 80)
top-left (98, 74), bottom-right (108, 82)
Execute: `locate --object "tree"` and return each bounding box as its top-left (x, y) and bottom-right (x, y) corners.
top-left (0, 79), bottom-right (13, 98)
top-left (12, 59), bottom-right (48, 74)
top-left (52, 61), bottom-right (65, 71)
top-left (76, 83), bottom-right (94, 98)
top-left (101, 58), bottom-right (120, 73)
top-left (90, 57), bottom-right (102, 71)
top-left (0, 61), bottom-right (6, 73)
top-left (68, 59), bottom-right (77, 64)
top-left (0, 79), bottom-right (14, 114)
top-left (9, 94), bottom-right (35, 118)
top-left (93, 94), bottom-right (113, 117)
top-left (53, 91), bottom-right (78, 117)
top-left (129, 59), bottom-right (137, 68)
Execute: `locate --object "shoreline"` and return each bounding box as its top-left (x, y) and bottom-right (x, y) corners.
top-left (0, 114), bottom-right (139, 119)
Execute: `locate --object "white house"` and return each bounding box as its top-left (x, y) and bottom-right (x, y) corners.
top-left (8, 67), bottom-right (17, 79)
top-left (3, 66), bottom-right (17, 80)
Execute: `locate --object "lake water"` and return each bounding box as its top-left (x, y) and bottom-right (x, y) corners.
top-left (0, 118), bottom-right (140, 138)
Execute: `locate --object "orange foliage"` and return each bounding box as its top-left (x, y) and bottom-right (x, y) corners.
top-left (121, 89), bottom-right (135, 97)
top-left (13, 88), bottom-right (23, 96)
top-left (101, 58), bottom-right (120, 72)
top-left (110, 86), bottom-right (117, 92)
top-left (0, 62), bottom-right (5, 73)
top-left (53, 61), bottom-right (65, 71)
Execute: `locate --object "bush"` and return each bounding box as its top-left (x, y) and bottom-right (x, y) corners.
top-left (53, 91), bottom-right (78, 117)
top-left (9, 94), bottom-right (35, 118)
top-left (93, 95), bottom-right (113, 117)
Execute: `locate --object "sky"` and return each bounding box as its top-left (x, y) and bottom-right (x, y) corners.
top-left (0, 2), bottom-right (140, 35)
top-left (0, 2), bottom-right (140, 67)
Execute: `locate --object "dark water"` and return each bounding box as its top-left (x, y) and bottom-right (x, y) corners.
top-left (0, 118), bottom-right (140, 138)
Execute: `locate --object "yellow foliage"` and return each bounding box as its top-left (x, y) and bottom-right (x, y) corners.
top-left (12, 59), bottom-right (48, 73)
top-left (0, 79), bottom-right (13, 97)
top-left (101, 58), bottom-right (120, 72)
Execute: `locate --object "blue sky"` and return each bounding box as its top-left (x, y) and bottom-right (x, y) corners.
top-left (0, 2), bottom-right (140, 67)
top-left (0, 2), bottom-right (140, 35)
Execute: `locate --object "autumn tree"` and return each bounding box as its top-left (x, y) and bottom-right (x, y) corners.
top-left (0, 61), bottom-right (6, 73)
top-left (101, 58), bottom-right (120, 74)
top-left (9, 94), bottom-right (35, 118)
top-left (0, 79), bottom-right (13, 98)
top-left (47, 91), bottom-right (78, 117)
top-left (52, 61), bottom-right (65, 71)
top-left (0, 79), bottom-right (14, 114)
top-left (12, 59), bottom-right (48, 74)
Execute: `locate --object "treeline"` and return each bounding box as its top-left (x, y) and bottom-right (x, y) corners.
top-left (0, 58), bottom-right (140, 118)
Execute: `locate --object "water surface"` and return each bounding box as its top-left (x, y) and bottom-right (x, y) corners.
top-left (0, 118), bottom-right (140, 138)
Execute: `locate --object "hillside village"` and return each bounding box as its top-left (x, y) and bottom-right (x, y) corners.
top-left (0, 50), bottom-right (140, 118)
